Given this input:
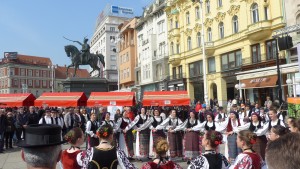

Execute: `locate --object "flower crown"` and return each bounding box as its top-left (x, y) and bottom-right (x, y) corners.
top-left (209, 132), bottom-right (223, 145)
top-left (96, 126), bottom-right (110, 138)
top-left (64, 131), bottom-right (74, 143)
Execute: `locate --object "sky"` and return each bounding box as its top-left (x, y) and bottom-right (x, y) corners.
top-left (0, 0), bottom-right (153, 67)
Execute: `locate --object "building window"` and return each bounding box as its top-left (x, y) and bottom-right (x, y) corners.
top-left (111, 65), bottom-right (117, 70)
top-left (170, 42), bottom-right (174, 55)
top-left (43, 70), bottom-right (47, 77)
top-left (251, 3), bottom-right (259, 23)
top-left (264, 7), bottom-right (268, 20)
top-left (28, 80), bottom-right (32, 87)
top-left (178, 66), bottom-right (183, 78)
top-left (111, 55), bottom-right (116, 61)
top-left (110, 27), bottom-right (115, 32)
top-left (206, 0), bottom-right (210, 13)
top-left (170, 19), bottom-right (173, 29)
top-left (35, 80), bottom-right (39, 87)
top-left (219, 22), bottom-right (224, 39)
top-left (221, 50), bottom-right (242, 71)
top-left (266, 39), bottom-right (277, 60)
top-left (251, 44), bottom-right (261, 63)
top-left (10, 68), bottom-right (15, 76)
top-left (20, 69), bottom-right (25, 76)
top-left (28, 70), bottom-right (32, 76)
top-left (208, 57), bottom-right (216, 73)
top-left (197, 32), bottom-right (201, 47)
top-left (186, 12), bottom-right (190, 25)
top-left (42, 80), bottom-right (47, 87)
top-left (172, 67), bottom-right (176, 79)
top-left (233, 15), bottom-right (239, 33)
top-left (195, 7), bottom-right (200, 19)
top-left (14, 79), bottom-right (18, 86)
top-left (187, 37), bottom-right (192, 50)
top-left (127, 68), bottom-right (130, 78)
top-left (218, 0), bottom-right (222, 7)
top-left (175, 19), bottom-right (179, 28)
top-left (189, 61), bottom-right (203, 77)
top-left (207, 27), bottom-right (212, 42)
top-left (176, 44), bottom-right (180, 54)
top-left (35, 70), bottom-right (39, 77)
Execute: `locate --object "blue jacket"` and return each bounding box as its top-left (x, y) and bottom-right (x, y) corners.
top-left (16, 113), bottom-right (28, 128)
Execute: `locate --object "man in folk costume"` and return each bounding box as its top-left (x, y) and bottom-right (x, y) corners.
top-left (39, 109), bottom-right (55, 125)
top-left (114, 111), bottom-right (134, 158)
top-left (85, 113), bottom-right (100, 148)
top-left (156, 109), bottom-right (183, 158)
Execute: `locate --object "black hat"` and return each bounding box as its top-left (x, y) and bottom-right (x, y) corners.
top-left (17, 124), bottom-right (66, 148)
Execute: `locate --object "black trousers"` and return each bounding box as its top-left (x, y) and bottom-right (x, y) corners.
top-left (0, 132), bottom-right (4, 152)
top-left (4, 131), bottom-right (14, 148)
top-left (16, 128), bottom-right (24, 140)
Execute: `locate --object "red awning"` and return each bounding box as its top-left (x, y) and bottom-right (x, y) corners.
top-left (0, 93), bottom-right (36, 107)
top-left (143, 91), bottom-right (190, 106)
top-left (34, 92), bottom-right (87, 107)
top-left (87, 92), bottom-right (135, 107)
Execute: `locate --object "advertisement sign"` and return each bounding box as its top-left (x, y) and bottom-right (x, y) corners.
top-left (4, 52), bottom-right (17, 59)
top-left (107, 106), bottom-right (123, 121)
top-left (111, 6), bottom-right (134, 15)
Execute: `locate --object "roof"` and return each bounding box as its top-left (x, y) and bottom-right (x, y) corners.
top-left (143, 91), bottom-right (190, 106)
top-left (0, 93), bottom-right (36, 107)
top-left (17, 54), bottom-right (52, 66)
top-left (55, 66), bottom-right (90, 79)
top-left (34, 92), bottom-right (87, 107)
top-left (87, 92), bottom-right (135, 106)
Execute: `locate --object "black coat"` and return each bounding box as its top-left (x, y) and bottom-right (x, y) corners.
top-left (0, 114), bottom-right (6, 133)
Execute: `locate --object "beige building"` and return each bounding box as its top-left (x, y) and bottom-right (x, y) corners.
top-left (118, 18), bottom-right (138, 90)
top-left (166, 0), bottom-right (286, 106)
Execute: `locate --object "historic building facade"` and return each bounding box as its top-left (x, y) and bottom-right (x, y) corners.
top-left (90, 5), bottom-right (134, 80)
top-left (166, 0), bottom-right (286, 106)
top-left (135, 0), bottom-right (169, 101)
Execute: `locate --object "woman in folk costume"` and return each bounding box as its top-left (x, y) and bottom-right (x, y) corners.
top-left (173, 110), bottom-right (201, 161)
top-left (124, 107), bottom-right (150, 159)
top-left (254, 108), bottom-right (286, 137)
top-left (85, 113), bottom-right (100, 148)
top-left (101, 112), bottom-right (115, 127)
top-left (114, 111), bottom-right (134, 158)
top-left (156, 109), bottom-right (183, 158)
top-left (137, 109), bottom-right (166, 158)
top-left (229, 130), bottom-right (266, 169)
top-left (187, 131), bottom-right (230, 169)
top-left (235, 113), bottom-right (267, 160)
top-left (218, 111), bottom-right (242, 163)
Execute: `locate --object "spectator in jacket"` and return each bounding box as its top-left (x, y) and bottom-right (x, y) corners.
top-left (0, 109), bottom-right (6, 153)
top-left (5, 111), bottom-right (15, 149)
top-left (26, 106), bottom-right (39, 125)
top-left (16, 107), bottom-right (28, 141)
top-left (64, 108), bottom-right (75, 131)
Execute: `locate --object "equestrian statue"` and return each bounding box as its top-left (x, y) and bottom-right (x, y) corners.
top-left (64, 37), bottom-right (105, 77)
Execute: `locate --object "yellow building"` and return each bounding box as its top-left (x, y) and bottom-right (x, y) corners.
top-left (165, 0), bottom-right (286, 106)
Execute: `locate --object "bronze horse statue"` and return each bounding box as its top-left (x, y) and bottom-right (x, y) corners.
top-left (64, 45), bottom-right (105, 77)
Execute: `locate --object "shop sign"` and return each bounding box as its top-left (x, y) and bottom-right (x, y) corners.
top-left (249, 78), bottom-right (267, 83)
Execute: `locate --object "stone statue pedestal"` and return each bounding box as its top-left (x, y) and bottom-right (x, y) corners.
top-left (61, 77), bottom-right (117, 97)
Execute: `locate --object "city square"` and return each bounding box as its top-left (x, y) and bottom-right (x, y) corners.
top-left (1, 0), bottom-right (300, 169)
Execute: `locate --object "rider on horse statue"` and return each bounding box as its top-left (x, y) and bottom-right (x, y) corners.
top-left (74, 38), bottom-right (90, 64)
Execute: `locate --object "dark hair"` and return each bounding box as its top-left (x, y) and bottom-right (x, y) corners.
top-left (266, 133), bottom-right (300, 169)
top-left (96, 124), bottom-right (113, 139)
top-left (206, 130), bottom-right (223, 148)
top-left (288, 117), bottom-right (296, 127)
top-left (64, 127), bottom-right (83, 145)
top-left (238, 130), bottom-right (257, 147)
top-left (269, 108), bottom-right (277, 115)
top-left (271, 125), bottom-right (289, 136)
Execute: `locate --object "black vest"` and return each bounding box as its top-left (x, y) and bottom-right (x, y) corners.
top-left (88, 147), bottom-right (118, 169)
top-left (42, 117), bottom-right (54, 124)
top-left (187, 118), bottom-right (198, 128)
top-left (136, 114), bottom-right (148, 126)
top-left (249, 121), bottom-right (262, 132)
top-left (152, 116), bottom-right (163, 128)
top-left (205, 122), bottom-right (216, 131)
top-left (90, 121), bottom-right (98, 134)
top-left (268, 119), bottom-right (281, 130)
top-left (168, 118), bottom-right (179, 126)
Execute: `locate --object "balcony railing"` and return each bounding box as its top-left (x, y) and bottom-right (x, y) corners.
top-left (170, 73), bottom-right (186, 80)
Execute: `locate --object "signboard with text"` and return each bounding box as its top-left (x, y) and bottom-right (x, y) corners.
top-left (4, 52), bottom-right (17, 60)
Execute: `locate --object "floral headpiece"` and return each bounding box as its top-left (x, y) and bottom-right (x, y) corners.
top-left (209, 131), bottom-right (223, 145)
top-left (96, 126), bottom-right (110, 138)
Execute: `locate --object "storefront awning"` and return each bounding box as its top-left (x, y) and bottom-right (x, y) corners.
top-left (0, 93), bottom-right (36, 107)
top-left (87, 92), bottom-right (135, 107)
top-left (240, 75), bottom-right (278, 89)
top-left (143, 91), bottom-right (190, 106)
top-left (34, 92), bottom-right (87, 107)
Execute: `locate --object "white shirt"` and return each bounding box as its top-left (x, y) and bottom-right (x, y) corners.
top-left (39, 116), bottom-right (54, 124)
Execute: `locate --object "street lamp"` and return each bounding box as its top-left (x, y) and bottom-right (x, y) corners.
top-left (48, 65), bottom-right (57, 92)
top-left (235, 83), bottom-right (246, 103)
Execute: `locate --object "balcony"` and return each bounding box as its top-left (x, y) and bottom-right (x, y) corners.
top-left (204, 42), bottom-right (215, 56)
top-left (168, 28), bottom-right (180, 37)
top-left (241, 54), bottom-right (286, 71)
top-left (246, 20), bottom-right (284, 41)
top-left (170, 73), bottom-right (186, 81)
top-left (169, 53), bottom-right (181, 66)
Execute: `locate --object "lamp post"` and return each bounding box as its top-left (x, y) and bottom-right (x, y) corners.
top-left (48, 65), bottom-right (57, 92)
top-left (235, 83), bottom-right (246, 103)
